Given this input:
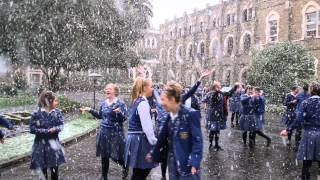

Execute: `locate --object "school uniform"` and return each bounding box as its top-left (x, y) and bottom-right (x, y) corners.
top-left (89, 98), bottom-right (127, 179)
top-left (151, 105), bottom-right (203, 180)
top-left (253, 95), bottom-right (265, 130)
top-left (240, 95), bottom-right (259, 132)
top-left (289, 95), bottom-right (320, 179)
top-left (253, 95), bottom-right (271, 146)
top-left (125, 96), bottom-right (158, 169)
top-left (29, 108), bottom-right (66, 170)
top-left (202, 91), bottom-right (226, 132)
top-left (294, 91), bottom-right (311, 147)
top-left (0, 116), bottom-right (13, 139)
top-left (89, 98), bottom-right (127, 162)
top-left (282, 93), bottom-right (297, 128)
top-left (240, 94), bottom-right (260, 146)
top-left (288, 96), bottom-right (320, 160)
top-left (229, 91), bottom-right (242, 113)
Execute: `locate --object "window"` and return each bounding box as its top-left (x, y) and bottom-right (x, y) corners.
top-left (170, 31), bottom-right (173, 39)
top-left (188, 44), bottom-right (194, 60)
top-left (227, 14), bottom-right (231, 26)
top-left (200, 42), bottom-right (205, 57)
top-left (151, 39), bottom-right (155, 48)
top-left (227, 37), bottom-right (233, 55)
top-left (213, 18), bottom-right (216, 28)
top-left (305, 6), bottom-right (317, 37)
top-left (267, 13), bottom-right (279, 43)
top-left (248, 8), bottom-right (253, 20)
top-left (243, 9), bottom-right (248, 22)
top-left (189, 25), bottom-right (192, 34)
top-left (147, 39), bottom-right (150, 47)
top-left (178, 28), bottom-right (182, 38)
top-left (243, 34), bottom-right (251, 54)
top-left (200, 22), bottom-right (204, 32)
top-left (212, 40), bottom-right (219, 58)
top-left (231, 14), bottom-right (235, 24)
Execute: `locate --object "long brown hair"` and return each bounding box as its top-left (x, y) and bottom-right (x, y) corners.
top-left (38, 90), bottom-right (57, 109)
top-left (131, 77), bottom-right (150, 101)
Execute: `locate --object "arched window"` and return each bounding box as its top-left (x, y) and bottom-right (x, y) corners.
top-left (151, 39), bottom-right (155, 48)
top-left (266, 12), bottom-right (279, 43)
top-left (178, 28), bottom-right (182, 38)
top-left (199, 42), bottom-right (205, 57)
top-left (211, 40), bottom-right (219, 58)
top-left (227, 37), bottom-right (234, 55)
top-left (147, 39), bottom-right (150, 47)
top-left (304, 5), bottom-right (319, 37)
top-left (243, 34), bottom-right (251, 54)
top-left (189, 25), bottom-right (192, 34)
top-left (188, 44), bottom-right (193, 59)
top-left (212, 18), bottom-right (217, 28)
top-left (200, 22), bottom-right (204, 32)
top-left (243, 9), bottom-right (248, 22)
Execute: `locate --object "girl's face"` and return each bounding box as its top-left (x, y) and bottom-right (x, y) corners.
top-left (247, 89), bottom-right (253, 95)
top-left (160, 93), bottom-right (177, 112)
top-left (52, 97), bottom-right (59, 109)
top-left (105, 84), bottom-right (116, 98)
top-left (144, 80), bottom-right (153, 97)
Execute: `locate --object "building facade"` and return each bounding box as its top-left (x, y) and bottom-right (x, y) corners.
top-left (150, 0), bottom-right (320, 86)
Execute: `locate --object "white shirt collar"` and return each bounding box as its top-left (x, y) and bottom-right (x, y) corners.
top-left (310, 95), bottom-right (320, 99)
top-left (170, 112), bottom-right (178, 120)
top-left (106, 97), bottom-right (118, 105)
top-left (40, 108), bottom-right (56, 113)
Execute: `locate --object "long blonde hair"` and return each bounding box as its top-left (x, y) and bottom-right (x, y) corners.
top-left (131, 77), bottom-right (150, 101)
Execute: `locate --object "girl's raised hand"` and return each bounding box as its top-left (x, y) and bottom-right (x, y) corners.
top-left (79, 107), bottom-right (91, 113)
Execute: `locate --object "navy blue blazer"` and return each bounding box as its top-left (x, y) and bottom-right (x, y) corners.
top-left (151, 105), bottom-right (203, 175)
top-left (289, 96), bottom-right (320, 131)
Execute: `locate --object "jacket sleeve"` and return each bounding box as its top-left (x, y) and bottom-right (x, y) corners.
top-left (190, 110), bottom-right (203, 169)
top-left (181, 81), bottom-right (201, 103)
top-left (89, 104), bottom-right (103, 119)
top-left (0, 116), bottom-right (13, 129)
top-left (29, 112), bottom-right (49, 135)
top-left (150, 116), bottom-right (169, 162)
top-left (153, 89), bottom-right (167, 119)
top-left (115, 101), bottom-right (127, 123)
top-left (288, 101), bottom-right (306, 131)
top-left (53, 110), bottom-right (64, 132)
top-left (283, 94), bottom-right (296, 106)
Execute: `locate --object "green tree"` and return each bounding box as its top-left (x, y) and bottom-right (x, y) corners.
top-left (0, 0), bottom-right (152, 91)
top-left (247, 42), bottom-right (315, 104)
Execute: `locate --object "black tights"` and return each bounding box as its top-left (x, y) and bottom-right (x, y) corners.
top-left (242, 131), bottom-right (256, 147)
top-left (301, 160), bottom-right (320, 180)
top-left (131, 168), bottom-right (152, 180)
top-left (101, 158), bottom-right (127, 180)
top-left (256, 131), bottom-right (271, 141)
top-left (209, 130), bottom-right (220, 147)
top-left (231, 112), bottom-right (240, 125)
top-left (42, 167), bottom-right (58, 180)
top-left (161, 162), bottom-right (167, 179)
top-left (288, 129), bottom-right (302, 147)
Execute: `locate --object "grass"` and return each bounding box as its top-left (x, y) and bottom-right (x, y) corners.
top-left (0, 95), bottom-right (36, 109)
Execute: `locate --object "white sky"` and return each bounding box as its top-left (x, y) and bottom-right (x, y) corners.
top-left (150, 0), bottom-right (220, 28)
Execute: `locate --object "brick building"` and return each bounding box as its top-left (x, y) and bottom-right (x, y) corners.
top-left (142, 0), bottom-right (320, 86)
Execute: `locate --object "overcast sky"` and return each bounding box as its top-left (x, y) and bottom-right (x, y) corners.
top-left (150, 0), bottom-right (220, 28)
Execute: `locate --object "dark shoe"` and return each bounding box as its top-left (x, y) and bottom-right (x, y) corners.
top-left (122, 168), bottom-right (128, 180)
top-left (209, 143), bottom-right (213, 150)
top-left (286, 141), bottom-right (291, 147)
top-left (266, 139), bottom-right (271, 147)
top-left (214, 146), bottom-right (223, 151)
